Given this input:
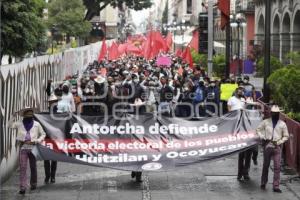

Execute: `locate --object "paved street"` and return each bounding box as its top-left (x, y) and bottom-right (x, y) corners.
top-left (1, 151), bottom-right (300, 200)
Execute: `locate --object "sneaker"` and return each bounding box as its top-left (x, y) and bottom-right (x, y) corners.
top-left (260, 185), bottom-right (266, 190)
top-left (19, 190), bottom-right (26, 195)
top-left (273, 188), bottom-right (282, 193)
top-left (237, 176), bottom-right (243, 181)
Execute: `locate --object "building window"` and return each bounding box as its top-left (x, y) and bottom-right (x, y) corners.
top-left (186, 0), bottom-right (192, 14)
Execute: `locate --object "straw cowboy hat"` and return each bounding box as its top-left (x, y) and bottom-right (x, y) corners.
top-left (270, 105), bottom-right (283, 112)
top-left (17, 106), bottom-right (38, 117)
top-left (94, 76), bottom-right (106, 84)
top-left (48, 94), bottom-right (58, 102)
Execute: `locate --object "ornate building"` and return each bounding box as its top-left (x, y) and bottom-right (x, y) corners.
top-left (255, 0), bottom-right (300, 62)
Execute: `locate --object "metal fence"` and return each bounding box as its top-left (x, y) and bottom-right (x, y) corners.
top-left (0, 40), bottom-right (113, 183)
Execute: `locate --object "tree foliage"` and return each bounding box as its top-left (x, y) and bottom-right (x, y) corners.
top-left (1, 0), bottom-right (47, 62)
top-left (48, 0), bottom-right (92, 40)
top-left (256, 56), bottom-right (283, 77)
top-left (191, 49), bottom-right (207, 67)
top-left (267, 65), bottom-right (300, 121)
top-left (285, 51), bottom-right (300, 68)
top-left (212, 54), bottom-right (226, 77)
top-left (83, 0), bottom-right (152, 20)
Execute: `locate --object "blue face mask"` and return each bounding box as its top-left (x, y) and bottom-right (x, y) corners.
top-left (23, 117), bottom-right (33, 123)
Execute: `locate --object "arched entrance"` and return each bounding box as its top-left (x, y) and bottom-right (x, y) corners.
top-left (272, 15), bottom-right (280, 58)
top-left (281, 13), bottom-right (291, 62)
top-left (256, 15), bottom-right (265, 45)
top-left (292, 10), bottom-right (300, 52)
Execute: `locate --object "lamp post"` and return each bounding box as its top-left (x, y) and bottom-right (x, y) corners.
top-left (123, 24), bottom-right (132, 41)
top-left (165, 20), bottom-right (189, 52)
top-left (230, 14), bottom-right (246, 77)
top-left (50, 25), bottom-right (58, 54)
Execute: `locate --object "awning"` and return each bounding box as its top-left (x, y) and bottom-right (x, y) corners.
top-left (174, 35), bottom-right (226, 48)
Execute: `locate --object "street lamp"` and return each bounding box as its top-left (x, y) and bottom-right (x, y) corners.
top-left (164, 20), bottom-right (190, 52)
top-left (123, 24), bottom-right (133, 41)
top-left (50, 25), bottom-right (58, 54)
top-left (230, 14), bottom-right (246, 77)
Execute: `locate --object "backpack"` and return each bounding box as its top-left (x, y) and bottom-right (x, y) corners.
top-left (194, 87), bottom-right (204, 103)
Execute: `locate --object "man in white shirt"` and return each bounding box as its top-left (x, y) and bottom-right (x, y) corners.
top-left (227, 87), bottom-right (246, 111)
top-left (227, 87), bottom-right (253, 181)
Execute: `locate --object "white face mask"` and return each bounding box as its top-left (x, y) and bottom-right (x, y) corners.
top-left (210, 83), bottom-right (216, 87)
top-left (244, 80), bottom-right (249, 83)
top-left (133, 79), bottom-right (139, 83)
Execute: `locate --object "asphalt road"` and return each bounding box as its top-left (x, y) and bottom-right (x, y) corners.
top-left (1, 151), bottom-right (299, 200)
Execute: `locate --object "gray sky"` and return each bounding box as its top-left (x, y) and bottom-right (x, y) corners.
top-left (131, 0), bottom-right (160, 26)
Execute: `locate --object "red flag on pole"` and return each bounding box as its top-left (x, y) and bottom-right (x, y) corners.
top-left (98, 39), bottom-right (107, 62)
top-left (108, 42), bottom-right (119, 60)
top-left (153, 31), bottom-right (167, 53)
top-left (181, 47), bottom-right (193, 68)
top-left (189, 30), bottom-right (199, 52)
top-left (165, 32), bottom-right (173, 52)
top-left (175, 49), bottom-right (182, 57)
top-left (143, 31), bottom-right (153, 60)
top-left (218, 0), bottom-right (230, 30)
top-left (126, 43), bottom-right (142, 55)
top-left (118, 43), bottom-right (127, 55)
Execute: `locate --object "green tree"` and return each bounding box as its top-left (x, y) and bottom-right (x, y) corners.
top-left (48, 0), bottom-right (92, 43)
top-left (191, 49), bottom-right (207, 68)
top-left (83, 0), bottom-right (152, 20)
top-left (267, 65), bottom-right (300, 121)
top-left (1, 0), bottom-right (46, 64)
top-left (256, 56), bottom-right (283, 77)
top-left (212, 54), bottom-right (226, 77)
top-left (285, 51), bottom-right (300, 68)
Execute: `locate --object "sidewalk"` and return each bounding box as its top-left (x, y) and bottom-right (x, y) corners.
top-left (0, 149), bottom-right (299, 200)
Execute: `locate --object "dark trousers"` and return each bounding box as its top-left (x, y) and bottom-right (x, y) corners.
top-left (20, 149), bottom-right (37, 190)
top-left (261, 146), bottom-right (281, 189)
top-left (131, 171), bottom-right (142, 181)
top-left (252, 145), bottom-right (258, 161)
top-left (238, 149), bottom-right (252, 177)
top-left (44, 160), bottom-right (57, 179)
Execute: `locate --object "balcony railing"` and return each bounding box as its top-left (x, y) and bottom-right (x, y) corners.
top-left (236, 0), bottom-right (255, 14)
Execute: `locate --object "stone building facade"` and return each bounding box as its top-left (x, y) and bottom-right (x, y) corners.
top-left (255, 0), bottom-right (300, 62)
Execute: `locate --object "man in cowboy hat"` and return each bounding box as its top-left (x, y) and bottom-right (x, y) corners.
top-left (8, 107), bottom-right (46, 195)
top-left (256, 105), bottom-right (289, 193)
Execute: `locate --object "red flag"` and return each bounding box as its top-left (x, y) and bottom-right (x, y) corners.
top-left (98, 39), bottom-right (107, 62)
top-left (118, 43), bottom-right (127, 55)
top-left (108, 42), bottom-right (119, 60)
top-left (165, 32), bottom-right (173, 52)
top-left (218, 0), bottom-right (230, 30)
top-left (175, 49), bottom-right (182, 57)
top-left (182, 47), bottom-right (193, 68)
top-left (143, 31), bottom-right (153, 59)
top-left (126, 43), bottom-right (142, 55)
top-left (189, 30), bottom-right (199, 52)
top-left (153, 31), bottom-right (167, 53)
